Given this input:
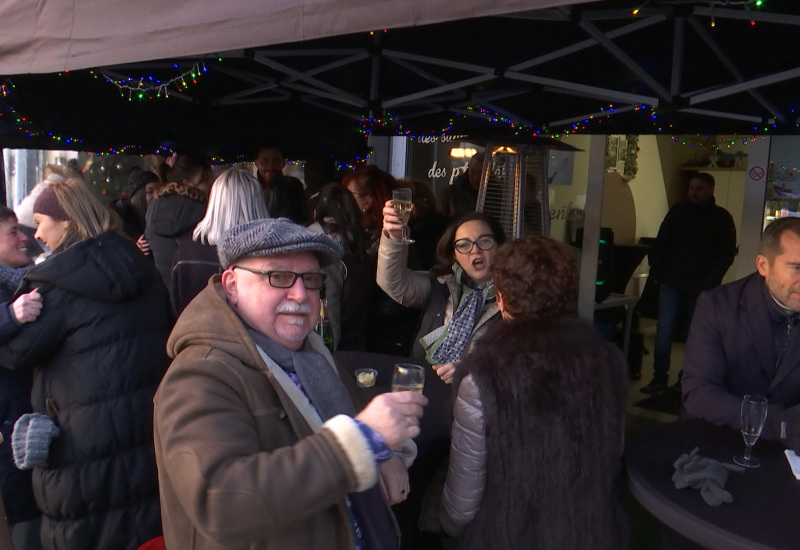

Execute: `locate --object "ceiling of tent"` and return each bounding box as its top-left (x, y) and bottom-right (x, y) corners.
top-left (1, 0), bottom-right (799, 163)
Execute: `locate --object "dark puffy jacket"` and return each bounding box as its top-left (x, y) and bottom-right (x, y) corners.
top-left (144, 183), bottom-right (207, 296)
top-left (0, 370), bottom-right (38, 524)
top-left (0, 232), bottom-right (172, 550)
top-left (0, 266), bottom-right (38, 525)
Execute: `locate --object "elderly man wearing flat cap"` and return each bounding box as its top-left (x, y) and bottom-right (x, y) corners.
top-left (153, 217), bottom-right (427, 550)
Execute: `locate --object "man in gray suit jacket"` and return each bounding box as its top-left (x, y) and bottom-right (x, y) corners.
top-left (683, 217), bottom-right (800, 447)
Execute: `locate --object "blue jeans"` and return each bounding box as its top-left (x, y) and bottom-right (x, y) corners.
top-left (653, 283), bottom-right (697, 379)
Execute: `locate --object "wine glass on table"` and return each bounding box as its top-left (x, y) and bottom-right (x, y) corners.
top-left (392, 188), bottom-right (415, 244)
top-left (733, 394), bottom-right (769, 468)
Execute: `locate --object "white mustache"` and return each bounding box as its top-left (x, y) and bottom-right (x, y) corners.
top-left (276, 302), bottom-right (312, 314)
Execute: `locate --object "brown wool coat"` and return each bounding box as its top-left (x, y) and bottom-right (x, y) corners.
top-left (154, 277), bottom-right (397, 550)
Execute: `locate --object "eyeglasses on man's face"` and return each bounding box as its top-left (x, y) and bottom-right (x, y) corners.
top-left (454, 235), bottom-right (496, 254)
top-left (232, 265), bottom-right (326, 290)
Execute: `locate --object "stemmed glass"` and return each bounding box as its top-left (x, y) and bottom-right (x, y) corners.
top-left (392, 363), bottom-right (425, 394)
top-left (733, 394), bottom-right (769, 468)
top-left (391, 363), bottom-right (425, 459)
top-left (392, 188), bottom-right (415, 244)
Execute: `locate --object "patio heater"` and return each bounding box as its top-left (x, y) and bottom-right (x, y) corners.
top-left (475, 139), bottom-right (577, 239)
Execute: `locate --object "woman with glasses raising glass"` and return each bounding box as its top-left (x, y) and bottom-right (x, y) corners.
top-left (378, 206), bottom-right (506, 547)
top-left (378, 206), bottom-right (506, 384)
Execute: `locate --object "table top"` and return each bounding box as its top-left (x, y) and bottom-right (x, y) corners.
top-left (333, 350), bottom-right (453, 447)
top-left (626, 419), bottom-right (800, 550)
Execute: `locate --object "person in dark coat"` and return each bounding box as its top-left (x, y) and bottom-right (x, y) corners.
top-left (441, 236), bottom-right (629, 550)
top-left (641, 172), bottom-right (737, 394)
top-left (145, 180), bottom-right (208, 300)
top-left (310, 183), bottom-right (376, 351)
top-left (436, 153), bottom-right (484, 220)
top-left (0, 206), bottom-right (44, 550)
top-left (0, 179), bottom-right (172, 550)
top-left (109, 167), bottom-right (160, 242)
top-left (683, 217), bottom-right (800, 448)
top-left (253, 145), bottom-right (309, 220)
top-left (171, 167), bottom-right (269, 315)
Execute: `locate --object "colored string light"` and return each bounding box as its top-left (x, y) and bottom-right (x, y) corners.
top-left (101, 62), bottom-right (207, 100)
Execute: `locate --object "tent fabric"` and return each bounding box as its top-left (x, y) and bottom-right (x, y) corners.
top-left (0, 0), bottom-right (591, 74)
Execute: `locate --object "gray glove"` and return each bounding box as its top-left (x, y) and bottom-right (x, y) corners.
top-left (12, 413), bottom-right (60, 470)
top-left (672, 447), bottom-right (744, 506)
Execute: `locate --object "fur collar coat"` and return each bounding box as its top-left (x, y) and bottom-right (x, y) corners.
top-left (442, 316), bottom-right (630, 549)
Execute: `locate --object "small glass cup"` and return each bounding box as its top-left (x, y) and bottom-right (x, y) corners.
top-left (354, 368), bottom-right (378, 388)
top-left (391, 363), bottom-right (425, 394)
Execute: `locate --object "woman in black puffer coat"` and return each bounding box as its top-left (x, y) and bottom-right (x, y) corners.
top-left (0, 179), bottom-right (172, 550)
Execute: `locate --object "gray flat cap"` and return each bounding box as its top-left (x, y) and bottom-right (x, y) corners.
top-left (218, 218), bottom-right (344, 268)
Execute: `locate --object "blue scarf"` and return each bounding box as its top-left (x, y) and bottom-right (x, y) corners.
top-left (426, 264), bottom-right (494, 365)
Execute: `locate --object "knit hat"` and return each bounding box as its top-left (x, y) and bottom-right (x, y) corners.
top-left (127, 169), bottom-right (159, 198)
top-left (33, 186), bottom-right (69, 221)
top-left (12, 413), bottom-right (60, 470)
top-left (218, 218), bottom-right (343, 269)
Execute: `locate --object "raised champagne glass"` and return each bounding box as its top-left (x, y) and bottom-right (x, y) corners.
top-left (733, 394), bottom-right (769, 468)
top-left (392, 363), bottom-right (425, 394)
top-left (392, 188), bottom-right (415, 244)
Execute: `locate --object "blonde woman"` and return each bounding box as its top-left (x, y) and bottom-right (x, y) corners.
top-left (0, 179), bottom-right (171, 550)
top-left (171, 167), bottom-right (270, 315)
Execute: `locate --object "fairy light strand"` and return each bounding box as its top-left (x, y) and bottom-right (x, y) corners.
top-left (100, 62), bottom-right (207, 100)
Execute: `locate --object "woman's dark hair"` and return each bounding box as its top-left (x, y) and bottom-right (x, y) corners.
top-left (396, 178), bottom-right (438, 218)
top-left (434, 212), bottom-right (506, 273)
top-left (315, 184), bottom-right (371, 260)
top-left (129, 186), bottom-right (149, 226)
top-left (265, 178), bottom-right (308, 225)
top-left (490, 235), bottom-right (577, 322)
top-left (165, 154), bottom-right (211, 186)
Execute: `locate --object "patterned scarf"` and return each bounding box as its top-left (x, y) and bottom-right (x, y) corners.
top-left (426, 264), bottom-right (494, 365)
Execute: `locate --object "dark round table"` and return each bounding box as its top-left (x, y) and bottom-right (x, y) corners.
top-left (334, 350), bottom-right (454, 548)
top-left (333, 350), bottom-right (454, 446)
top-left (626, 418), bottom-right (800, 550)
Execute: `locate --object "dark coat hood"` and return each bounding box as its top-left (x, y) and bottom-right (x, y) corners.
top-left (24, 232), bottom-right (150, 302)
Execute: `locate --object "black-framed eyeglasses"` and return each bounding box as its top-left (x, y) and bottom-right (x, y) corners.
top-left (232, 265), bottom-right (326, 290)
top-left (454, 235), bottom-right (496, 254)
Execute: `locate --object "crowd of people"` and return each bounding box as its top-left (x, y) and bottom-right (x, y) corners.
top-left (1, 149), bottom-right (798, 550)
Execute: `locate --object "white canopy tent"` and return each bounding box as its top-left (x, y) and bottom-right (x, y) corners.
top-left (0, 0), bottom-right (592, 74)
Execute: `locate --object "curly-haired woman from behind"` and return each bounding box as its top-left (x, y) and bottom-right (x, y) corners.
top-left (441, 235), bottom-right (629, 550)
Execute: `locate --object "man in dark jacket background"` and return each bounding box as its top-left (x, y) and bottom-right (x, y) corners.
top-left (641, 172), bottom-right (737, 394)
top-left (436, 152), bottom-right (484, 219)
top-left (682, 217), bottom-right (800, 448)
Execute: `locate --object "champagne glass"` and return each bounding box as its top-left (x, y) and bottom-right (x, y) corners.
top-left (392, 188), bottom-right (415, 244)
top-left (391, 363), bottom-right (425, 459)
top-left (392, 363), bottom-right (425, 394)
top-left (733, 394), bottom-right (769, 468)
